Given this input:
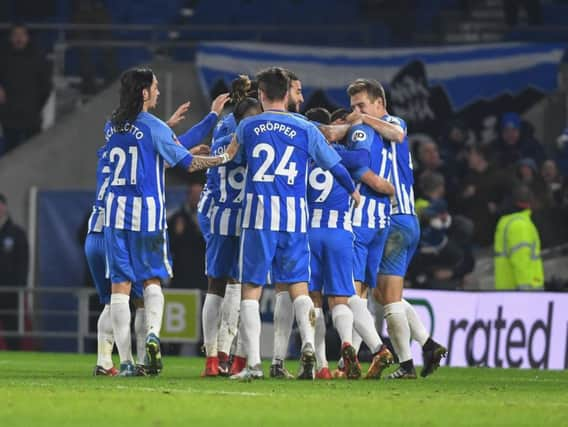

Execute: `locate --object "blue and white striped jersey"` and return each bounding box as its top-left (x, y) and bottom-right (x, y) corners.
top-left (198, 112), bottom-right (238, 219)
top-left (87, 145), bottom-right (110, 233)
top-left (207, 134), bottom-right (246, 236)
top-left (346, 124), bottom-right (391, 229)
top-left (104, 112), bottom-right (193, 232)
top-left (235, 110), bottom-right (341, 233)
top-left (213, 112), bottom-right (237, 141)
top-left (307, 144), bottom-right (352, 231)
top-left (384, 114), bottom-right (415, 215)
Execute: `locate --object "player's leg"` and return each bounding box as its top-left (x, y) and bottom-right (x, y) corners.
top-left (84, 232), bottom-right (117, 376)
top-left (132, 292), bottom-right (146, 376)
top-left (136, 229), bottom-right (176, 375)
top-left (271, 282), bottom-right (295, 378)
top-left (401, 215), bottom-right (447, 377)
top-left (275, 231), bottom-right (316, 380)
top-left (376, 216), bottom-right (416, 379)
top-left (201, 277), bottom-right (225, 376)
top-left (307, 229), bottom-right (330, 379)
top-left (310, 290), bottom-right (330, 379)
top-left (217, 279), bottom-right (241, 376)
top-left (230, 229), bottom-right (276, 380)
top-left (104, 228), bottom-right (136, 376)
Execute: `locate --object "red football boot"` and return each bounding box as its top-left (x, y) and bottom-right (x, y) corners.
top-left (315, 367), bottom-right (333, 380)
top-left (201, 356), bottom-right (219, 377)
top-left (230, 355), bottom-right (247, 376)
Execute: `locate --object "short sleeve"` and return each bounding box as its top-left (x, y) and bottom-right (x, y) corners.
top-left (307, 123), bottom-right (341, 170)
top-left (151, 119), bottom-right (193, 169)
top-left (347, 124), bottom-right (374, 152)
top-left (386, 115), bottom-right (407, 135)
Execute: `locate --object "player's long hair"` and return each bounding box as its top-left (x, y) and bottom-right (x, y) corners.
top-left (111, 68), bottom-right (154, 132)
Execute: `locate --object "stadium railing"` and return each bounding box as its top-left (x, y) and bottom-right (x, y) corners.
top-left (0, 286), bottom-right (201, 353)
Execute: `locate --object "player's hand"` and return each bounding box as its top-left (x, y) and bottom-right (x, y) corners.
top-left (0, 86), bottom-right (6, 104)
top-left (211, 93), bottom-right (231, 116)
top-left (345, 111), bottom-right (363, 125)
top-left (225, 135), bottom-right (240, 160)
top-left (190, 144), bottom-right (210, 156)
top-left (167, 101), bottom-right (191, 127)
top-left (350, 189), bottom-right (361, 208)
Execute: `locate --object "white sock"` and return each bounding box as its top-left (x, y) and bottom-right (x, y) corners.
top-left (202, 293), bottom-right (223, 357)
top-left (110, 294), bottom-right (132, 364)
top-left (134, 308), bottom-right (146, 365)
top-left (272, 291), bottom-right (294, 363)
top-left (217, 284), bottom-right (241, 355)
top-left (384, 301), bottom-right (413, 363)
top-left (144, 284), bottom-right (164, 338)
top-left (314, 308), bottom-right (327, 369)
top-left (293, 295), bottom-right (315, 350)
top-left (331, 304), bottom-right (353, 345)
top-left (403, 299), bottom-right (429, 346)
top-left (349, 296), bottom-right (383, 353)
top-left (234, 330), bottom-right (245, 358)
top-left (352, 330), bottom-right (363, 353)
top-left (97, 304), bottom-right (114, 369)
top-left (240, 300), bottom-right (261, 367)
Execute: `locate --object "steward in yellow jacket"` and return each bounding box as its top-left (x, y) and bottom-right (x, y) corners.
top-left (494, 186), bottom-right (544, 290)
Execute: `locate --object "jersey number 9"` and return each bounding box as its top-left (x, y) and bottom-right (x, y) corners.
top-left (309, 167), bottom-right (333, 202)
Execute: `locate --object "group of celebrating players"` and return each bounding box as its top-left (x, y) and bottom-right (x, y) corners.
top-left (85, 65), bottom-right (447, 380)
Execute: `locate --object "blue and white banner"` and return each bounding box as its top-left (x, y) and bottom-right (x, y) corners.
top-left (197, 41), bottom-right (566, 141)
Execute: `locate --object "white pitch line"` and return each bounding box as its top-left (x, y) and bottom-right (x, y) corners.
top-left (4, 382), bottom-right (271, 397)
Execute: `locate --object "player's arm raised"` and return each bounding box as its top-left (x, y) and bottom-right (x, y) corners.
top-left (346, 111), bottom-right (405, 143)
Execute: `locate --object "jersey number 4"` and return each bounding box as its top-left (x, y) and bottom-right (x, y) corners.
top-left (252, 143), bottom-right (298, 185)
top-left (109, 146), bottom-right (138, 186)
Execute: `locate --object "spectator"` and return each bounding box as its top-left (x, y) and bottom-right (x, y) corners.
top-left (0, 24), bottom-right (52, 154)
top-left (438, 119), bottom-right (470, 171)
top-left (71, 0), bottom-right (118, 94)
top-left (410, 173), bottom-right (475, 290)
top-left (514, 158), bottom-right (549, 210)
top-left (555, 127), bottom-right (568, 178)
top-left (540, 161), bottom-right (562, 206)
top-left (458, 144), bottom-right (513, 246)
top-left (0, 193), bottom-right (29, 349)
top-left (167, 183), bottom-right (207, 290)
top-left (415, 140), bottom-right (460, 206)
top-left (494, 185), bottom-right (543, 290)
top-left (493, 112), bottom-right (546, 169)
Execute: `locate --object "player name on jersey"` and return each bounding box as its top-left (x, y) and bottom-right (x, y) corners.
top-left (252, 121), bottom-right (297, 139)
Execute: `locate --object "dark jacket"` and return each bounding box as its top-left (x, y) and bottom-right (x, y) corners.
top-left (0, 218), bottom-right (29, 287)
top-left (167, 206), bottom-right (207, 290)
top-left (0, 44), bottom-right (52, 129)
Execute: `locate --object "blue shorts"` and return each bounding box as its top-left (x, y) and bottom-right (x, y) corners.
top-left (206, 234), bottom-right (239, 279)
top-left (85, 233), bottom-right (112, 305)
top-left (104, 228), bottom-right (173, 285)
top-left (379, 214), bottom-right (420, 277)
top-left (352, 225), bottom-right (390, 288)
top-left (308, 228), bottom-right (356, 297)
top-left (238, 229), bottom-right (310, 286)
top-left (198, 211), bottom-right (211, 245)
top-left (85, 232), bottom-right (143, 304)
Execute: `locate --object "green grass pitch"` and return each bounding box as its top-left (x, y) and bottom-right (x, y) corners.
top-left (1, 351), bottom-right (567, 426)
